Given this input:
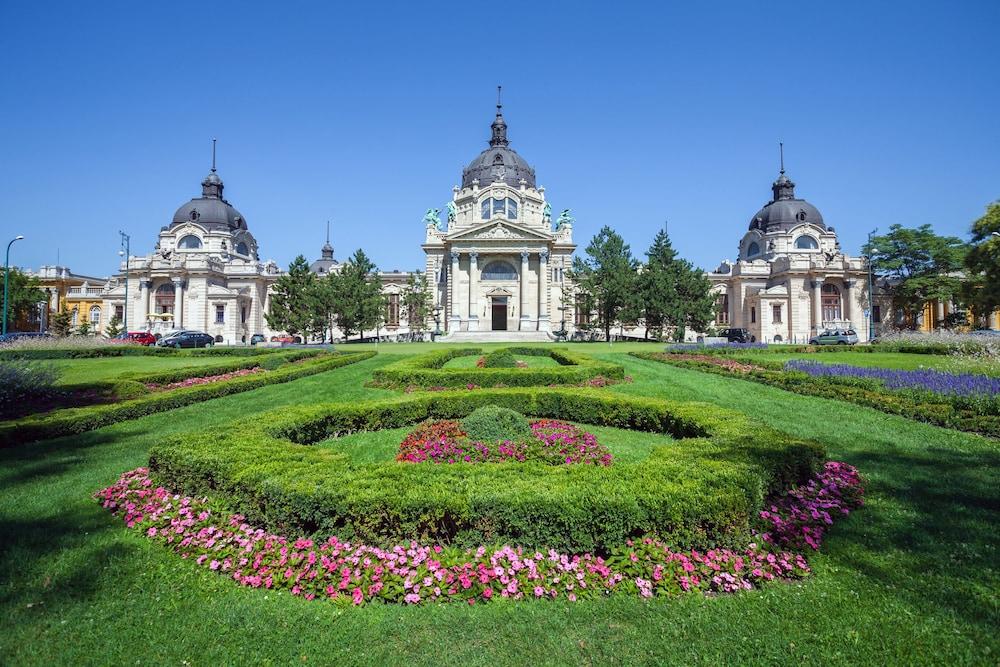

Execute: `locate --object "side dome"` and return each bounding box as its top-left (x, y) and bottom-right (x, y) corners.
top-left (461, 93), bottom-right (536, 189)
top-left (170, 169), bottom-right (248, 232)
top-left (748, 171), bottom-right (825, 232)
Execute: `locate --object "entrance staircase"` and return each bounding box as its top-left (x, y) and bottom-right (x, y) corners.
top-left (437, 330), bottom-right (554, 343)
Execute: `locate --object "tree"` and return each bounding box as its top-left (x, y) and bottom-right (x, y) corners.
top-left (863, 224), bottom-right (969, 328)
top-left (638, 230), bottom-right (715, 341)
top-left (331, 249), bottom-right (384, 341)
top-left (50, 306), bottom-right (72, 337)
top-left (265, 255), bottom-right (321, 338)
top-left (401, 271), bottom-right (433, 334)
top-left (569, 226), bottom-right (638, 342)
top-left (75, 319), bottom-right (91, 336)
top-left (1, 267), bottom-right (46, 330)
top-left (105, 314), bottom-right (123, 338)
top-left (964, 201), bottom-right (1000, 325)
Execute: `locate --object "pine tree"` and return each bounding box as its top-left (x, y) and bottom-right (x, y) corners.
top-left (104, 314), bottom-right (123, 338)
top-left (568, 226), bottom-right (638, 342)
top-left (50, 305), bottom-right (72, 337)
top-left (75, 319), bottom-right (91, 336)
top-left (265, 255), bottom-right (320, 338)
top-left (329, 249), bottom-right (384, 341)
top-left (637, 230), bottom-right (716, 341)
top-left (402, 271), bottom-right (433, 333)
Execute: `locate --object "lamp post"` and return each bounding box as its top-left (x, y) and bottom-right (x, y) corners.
top-left (556, 305), bottom-right (569, 341)
top-left (432, 305), bottom-right (442, 340)
top-left (119, 231), bottom-right (130, 334)
top-left (3, 235), bottom-right (25, 335)
top-left (866, 227), bottom-right (878, 343)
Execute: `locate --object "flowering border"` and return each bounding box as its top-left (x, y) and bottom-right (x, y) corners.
top-left (94, 462), bottom-right (862, 606)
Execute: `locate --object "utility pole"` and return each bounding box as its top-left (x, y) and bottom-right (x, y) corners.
top-left (866, 227), bottom-right (878, 342)
top-left (3, 235), bottom-right (25, 335)
top-left (119, 231), bottom-right (130, 333)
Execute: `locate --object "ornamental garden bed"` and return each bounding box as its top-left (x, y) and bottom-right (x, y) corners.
top-left (633, 351), bottom-right (1000, 438)
top-left (370, 347), bottom-right (625, 389)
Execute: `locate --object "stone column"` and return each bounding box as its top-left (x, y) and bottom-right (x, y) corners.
top-left (538, 250), bottom-right (550, 332)
top-left (448, 251), bottom-right (461, 331)
top-left (811, 279), bottom-right (823, 331)
top-left (519, 250), bottom-right (530, 330)
top-left (844, 279), bottom-right (855, 325)
top-left (467, 252), bottom-right (479, 331)
top-left (935, 299), bottom-right (945, 327)
top-left (139, 280), bottom-right (151, 330)
top-left (172, 278), bottom-right (184, 328)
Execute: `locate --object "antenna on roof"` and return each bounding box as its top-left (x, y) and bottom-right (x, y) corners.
top-left (211, 138), bottom-right (217, 172)
top-left (326, 220), bottom-right (330, 244)
top-left (779, 141), bottom-right (785, 175)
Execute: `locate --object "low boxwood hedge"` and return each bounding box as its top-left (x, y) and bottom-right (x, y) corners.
top-left (0, 345), bottom-right (312, 361)
top-left (633, 352), bottom-right (1000, 438)
top-left (147, 389), bottom-right (824, 553)
top-left (0, 351), bottom-right (375, 446)
top-left (371, 347), bottom-right (624, 388)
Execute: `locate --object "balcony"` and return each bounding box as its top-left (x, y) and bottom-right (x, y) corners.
top-left (66, 287), bottom-right (106, 298)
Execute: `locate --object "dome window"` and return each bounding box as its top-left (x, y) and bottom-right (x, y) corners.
top-left (189, 209), bottom-right (200, 221)
top-left (235, 241), bottom-right (249, 256)
top-left (481, 199), bottom-right (491, 220)
top-left (795, 235), bottom-right (819, 250)
top-left (797, 209), bottom-right (808, 222)
top-left (481, 261), bottom-right (518, 281)
top-left (747, 241), bottom-right (761, 258)
top-left (178, 235), bottom-right (203, 250)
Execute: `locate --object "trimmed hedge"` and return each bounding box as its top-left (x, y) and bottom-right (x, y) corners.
top-left (666, 343), bottom-right (956, 357)
top-left (0, 351), bottom-right (375, 446)
top-left (371, 347), bottom-right (624, 388)
top-left (147, 389), bottom-right (824, 553)
top-left (0, 345), bottom-right (312, 361)
top-left (633, 352), bottom-right (1000, 438)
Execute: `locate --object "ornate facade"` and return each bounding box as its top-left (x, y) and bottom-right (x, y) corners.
top-left (708, 165), bottom-right (871, 343)
top-left (423, 98), bottom-right (575, 338)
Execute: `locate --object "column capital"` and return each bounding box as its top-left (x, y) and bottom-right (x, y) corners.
top-left (520, 250), bottom-right (530, 262)
top-left (810, 279), bottom-right (824, 289)
top-left (449, 250), bottom-right (460, 263)
top-left (468, 251), bottom-right (478, 262)
top-left (539, 249), bottom-right (549, 262)
top-left (844, 279), bottom-right (857, 289)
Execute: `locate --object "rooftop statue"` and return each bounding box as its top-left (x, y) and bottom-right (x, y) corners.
top-left (542, 202), bottom-right (552, 223)
top-left (446, 201), bottom-right (457, 225)
top-left (556, 208), bottom-right (574, 229)
top-left (423, 208), bottom-right (442, 229)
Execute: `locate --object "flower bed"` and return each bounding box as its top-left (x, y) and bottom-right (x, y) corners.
top-left (94, 461), bottom-right (862, 605)
top-left (785, 360), bottom-right (1000, 398)
top-left (146, 367), bottom-right (264, 391)
top-left (396, 418), bottom-right (612, 466)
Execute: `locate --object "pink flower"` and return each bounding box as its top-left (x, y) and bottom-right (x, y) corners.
top-left (352, 588), bottom-right (364, 605)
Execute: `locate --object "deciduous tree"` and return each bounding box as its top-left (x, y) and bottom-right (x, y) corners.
top-left (964, 201), bottom-right (1000, 325)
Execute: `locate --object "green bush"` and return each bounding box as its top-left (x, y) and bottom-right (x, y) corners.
top-left (460, 405), bottom-right (532, 442)
top-left (0, 351), bottom-right (375, 446)
top-left (110, 380), bottom-right (150, 400)
top-left (481, 350), bottom-right (517, 368)
top-left (146, 388), bottom-right (824, 553)
top-left (0, 345), bottom-right (304, 361)
top-left (371, 347), bottom-right (624, 388)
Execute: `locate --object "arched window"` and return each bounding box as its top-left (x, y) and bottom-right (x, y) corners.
top-left (481, 199), bottom-right (490, 220)
top-left (481, 261), bottom-right (518, 280)
top-left (89, 306), bottom-right (101, 325)
top-left (821, 284), bottom-right (842, 322)
top-left (235, 241), bottom-right (249, 256)
top-left (747, 241), bottom-right (761, 257)
top-left (794, 235), bottom-right (819, 250)
top-left (177, 235), bottom-right (203, 249)
top-left (155, 283), bottom-right (175, 315)
top-left (506, 198), bottom-right (518, 219)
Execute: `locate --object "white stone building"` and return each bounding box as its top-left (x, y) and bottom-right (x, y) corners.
top-left (423, 98), bottom-right (575, 340)
top-left (103, 166), bottom-right (281, 344)
top-left (708, 165), bottom-right (870, 343)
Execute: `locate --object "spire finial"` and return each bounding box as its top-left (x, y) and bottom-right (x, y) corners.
top-left (779, 141), bottom-right (785, 175)
top-left (326, 220), bottom-right (330, 244)
top-left (211, 138), bottom-right (217, 173)
top-left (496, 85), bottom-right (502, 114)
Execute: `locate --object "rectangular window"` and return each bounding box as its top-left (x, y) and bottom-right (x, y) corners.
top-left (241, 306), bottom-right (247, 324)
top-left (90, 308), bottom-right (101, 325)
top-left (215, 305), bottom-right (225, 324)
top-left (115, 305), bottom-right (124, 320)
top-left (772, 304), bottom-right (782, 323)
top-left (386, 293), bottom-right (400, 327)
top-left (493, 198), bottom-right (506, 215)
top-left (751, 306), bottom-right (756, 323)
top-left (507, 198), bottom-right (518, 219)
top-left (872, 305), bottom-right (881, 323)
top-left (715, 294), bottom-right (729, 325)
top-left (71, 309), bottom-right (78, 326)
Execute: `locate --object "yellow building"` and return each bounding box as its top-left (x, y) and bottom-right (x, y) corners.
top-left (25, 265), bottom-right (115, 334)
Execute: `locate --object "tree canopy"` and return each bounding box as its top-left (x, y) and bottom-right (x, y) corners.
top-left (1, 267), bottom-right (46, 331)
top-left (264, 255), bottom-right (320, 338)
top-left (401, 271), bottom-right (433, 333)
top-left (638, 230), bottom-right (715, 341)
top-left (569, 226), bottom-right (638, 341)
top-left (964, 201), bottom-right (1000, 324)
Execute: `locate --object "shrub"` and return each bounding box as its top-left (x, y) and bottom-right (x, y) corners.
top-left (110, 380), bottom-right (150, 400)
top-left (460, 405), bottom-right (532, 443)
top-left (481, 350), bottom-right (517, 368)
top-left (0, 360), bottom-right (61, 419)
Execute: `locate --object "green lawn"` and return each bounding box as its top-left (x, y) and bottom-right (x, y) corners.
top-left (735, 350), bottom-right (1000, 375)
top-left (1, 349), bottom-right (997, 665)
top-left (442, 354), bottom-right (561, 369)
top-left (48, 355), bottom-right (243, 385)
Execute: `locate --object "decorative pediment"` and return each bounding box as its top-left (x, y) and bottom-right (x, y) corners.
top-left (448, 221), bottom-right (552, 242)
top-left (485, 287), bottom-right (513, 297)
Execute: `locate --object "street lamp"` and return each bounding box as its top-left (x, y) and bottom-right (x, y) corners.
top-left (119, 231), bottom-right (130, 334)
top-left (432, 305), bottom-right (442, 340)
top-left (3, 235), bottom-right (25, 335)
top-left (866, 228), bottom-right (878, 343)
top-left (556, 305), bottom-right (569, 341)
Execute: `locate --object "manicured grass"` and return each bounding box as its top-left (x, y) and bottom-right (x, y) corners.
top-left (737, 350), bottom-right (1000, 376)
top-left (48, 355), bottom-right (239, 385)
top-left (0, 348), bottom-right (997, 664)
top-left (317, 422), bottom-right (673, 464)
top-left (442, 354), bottom-right (562, 369)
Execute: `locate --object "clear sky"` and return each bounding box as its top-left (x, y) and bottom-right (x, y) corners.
top-left (2, 1), bottom-right (998, 278)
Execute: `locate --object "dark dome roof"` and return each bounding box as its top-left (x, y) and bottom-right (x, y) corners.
top-left (170, 169), bottom-right (248, 232)
top-left (461, 99), bottom-right (536, 189)
top-left (749, 171), bottom-right (825, 232)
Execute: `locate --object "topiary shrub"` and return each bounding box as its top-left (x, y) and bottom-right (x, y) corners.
top-left (460, 404), bottom-right (532, 443)
top-left (111, 379), bottom-right (150, 400)
top-left (482, 350), bottom-right (517, 368)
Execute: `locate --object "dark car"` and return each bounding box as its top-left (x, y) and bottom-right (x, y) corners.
top-left (155, 331), bottom-right (215, 348)
top-left (717, 328), bottom-right (756, 343)
top-left (249, 333), bottom-right (266, 346)
top-left (112, 331), bottom-right (157, 346)
top-left (0, 332), bottom-right (52, 344)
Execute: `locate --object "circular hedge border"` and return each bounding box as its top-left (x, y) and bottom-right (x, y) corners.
top-left (148, 388), bottom-right (824, 553)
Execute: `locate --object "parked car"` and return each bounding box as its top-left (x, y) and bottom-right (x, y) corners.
top-left (717, 328), bottom-right (756, 343)
top-left (249, 333), bottom-right (266, 346)
top-left (155, 331), bottom-right (215, 348)
top-left (809, 328), bottom-right (859, 345)
top-left (0, 332), bottom-right (51, 344)
top-left (112, 331), bottom-right (157, 346)
top-left (269, 334), bottom-right (301, 344)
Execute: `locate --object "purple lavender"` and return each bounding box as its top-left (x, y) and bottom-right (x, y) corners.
top-left (666, 342), bottom-right (769, 352)
top-left (784, 360), bottom-right (1000, 397)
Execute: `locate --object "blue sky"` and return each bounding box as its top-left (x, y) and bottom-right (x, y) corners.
top-left (2, 1), bottom-right (998, 278)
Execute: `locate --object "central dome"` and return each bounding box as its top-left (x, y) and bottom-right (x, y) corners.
top-left (748, 171), bottom-right (825, 232)
top-left (461, 97), bottom-right (536, 189)
top-left (170, 169), bottom-right (248, 232)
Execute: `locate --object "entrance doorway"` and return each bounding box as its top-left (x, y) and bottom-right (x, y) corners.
top-left (491, 297), bottom-right (508, 331)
